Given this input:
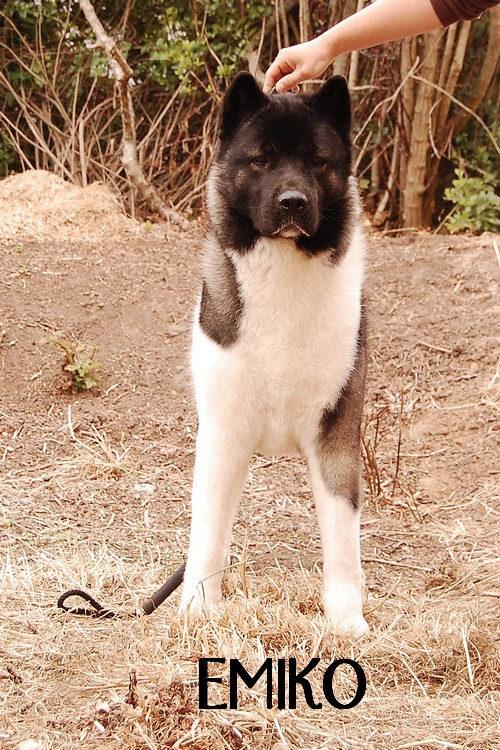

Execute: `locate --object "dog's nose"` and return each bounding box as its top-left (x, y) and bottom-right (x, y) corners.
top-left (278, 190), bottom-right (308, 211)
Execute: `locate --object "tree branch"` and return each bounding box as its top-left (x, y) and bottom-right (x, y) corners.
top-left (78, 0), bottom-right (188, 227)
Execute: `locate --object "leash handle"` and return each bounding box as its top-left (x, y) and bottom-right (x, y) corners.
top-left (57, 562), bottom-right (186, 619)
top-left (142, 562), bottom-right (186, 615)
top-left (57, 589), bottom-right (117, 618)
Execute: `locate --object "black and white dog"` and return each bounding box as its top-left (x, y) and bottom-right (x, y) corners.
top-left (179, 73), bottom-right (369, 637)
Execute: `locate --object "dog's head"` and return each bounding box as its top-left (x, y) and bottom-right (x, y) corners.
top-left (209, 72), bottom-right (353, 254)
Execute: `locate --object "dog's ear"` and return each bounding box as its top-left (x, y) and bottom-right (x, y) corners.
top-left (309, 76), bottom-right (351, 142)
top-left (220, 72), bottom-right (268, 142)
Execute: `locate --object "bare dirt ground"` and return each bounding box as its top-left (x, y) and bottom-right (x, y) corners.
top-left (0, 172), bottom-right (499, 749)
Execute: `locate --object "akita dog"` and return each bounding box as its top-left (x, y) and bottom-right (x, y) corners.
top-left (180, 73), bottom-right (369, 637)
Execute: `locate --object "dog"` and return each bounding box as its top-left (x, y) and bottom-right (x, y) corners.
top-left (179, 72), bottom-right (369, 637)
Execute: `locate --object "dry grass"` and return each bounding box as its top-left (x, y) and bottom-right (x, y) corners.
top-left (1, 421), bottom-right (499, 749)
top-left (1, 558), bottom-right (499, 749)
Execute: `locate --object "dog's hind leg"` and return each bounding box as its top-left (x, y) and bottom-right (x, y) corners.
top-left (179, 421), bottom-right (252, 612)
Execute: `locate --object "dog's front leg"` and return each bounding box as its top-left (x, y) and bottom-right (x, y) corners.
top-left (305, 341), bottom-right (369, 637)
top-left (179, 423), bottom-right (251, 612)
top-left (307, 449), bottom-right (368, 638)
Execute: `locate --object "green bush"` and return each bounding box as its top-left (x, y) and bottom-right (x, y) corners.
top-left (444, 169), bottom-right (500, 234)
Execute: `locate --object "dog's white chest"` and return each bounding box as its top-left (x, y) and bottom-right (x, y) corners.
top-left (192, 236), bottom-right (364, 456)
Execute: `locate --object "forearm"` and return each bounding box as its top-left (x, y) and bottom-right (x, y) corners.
top-left (264, 0), bottom-right (499, 92)
top-left (319, 0), bottom-right (443, 61)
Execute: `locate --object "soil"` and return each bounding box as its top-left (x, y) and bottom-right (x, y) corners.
top-left (0, 171), bottom-right (498, 749)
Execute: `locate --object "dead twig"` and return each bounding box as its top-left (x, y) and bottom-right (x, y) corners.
top-left (78, 0), bottom-right (189, 228)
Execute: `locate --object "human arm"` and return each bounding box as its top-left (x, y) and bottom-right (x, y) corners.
top-left (263, 0), bottom-right (499, 93)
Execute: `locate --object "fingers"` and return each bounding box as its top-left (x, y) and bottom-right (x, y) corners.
top-left (275, 75), bottom-right (301, 94)
top-left (263, 42), bottom-right (313, 93)
top-left (263, 66), bottom-right (301, 94)
top-left (263, 37), bottom-right (332, 94)
top-left (263, 56), bottom-right (294, 94)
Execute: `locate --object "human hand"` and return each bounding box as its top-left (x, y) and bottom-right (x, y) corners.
top-left (263, 37), bottom-right (333, 94)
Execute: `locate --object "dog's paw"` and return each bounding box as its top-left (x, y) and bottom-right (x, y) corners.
top-left (327, 614), bottom-right (369, 639)
top-left (323, 582), bottom-right (368, 638)
top-left (179, 580), bottom-right (222, 615)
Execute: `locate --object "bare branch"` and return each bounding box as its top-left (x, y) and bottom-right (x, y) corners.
top-left (78, 0), bottom-right (189, 227)
top-left (411, 74), bottom-right (500, 155)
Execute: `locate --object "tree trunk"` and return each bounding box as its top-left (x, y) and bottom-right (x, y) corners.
top-left (402, 31), bottom-right (441, 228)
top-left (453, 6), bottom-right (500, 134)
top-left (348, 0), bottom-right (366, 89)
top-left (435, 21), bottom-right (471, 139)
top-left (398, 37), bottom-right (417, 202)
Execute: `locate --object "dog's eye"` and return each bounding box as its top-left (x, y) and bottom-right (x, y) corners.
top-left (311, 155), bottom-right (327, 168)
top-left (250, 155), bottom-right (268, 167)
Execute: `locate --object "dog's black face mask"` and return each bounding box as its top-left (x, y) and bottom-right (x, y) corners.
top-left (209, 72), bottom-right (354, 256)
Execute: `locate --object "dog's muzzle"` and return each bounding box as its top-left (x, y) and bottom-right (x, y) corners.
top-left (272, 190), bottom-right (315, 238)
top-left (278, 190), bottom-right (308, 213)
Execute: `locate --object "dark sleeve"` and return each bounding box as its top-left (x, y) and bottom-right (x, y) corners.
top-left (430, 0), bottom-right (499, 26)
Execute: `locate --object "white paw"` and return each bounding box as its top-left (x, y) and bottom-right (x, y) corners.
top-left (179, 579), bottom-right (222, 614)
top-left (323, 581), bottom-right (368, 638)
top-left (327, 614), bottom-right (369, 639)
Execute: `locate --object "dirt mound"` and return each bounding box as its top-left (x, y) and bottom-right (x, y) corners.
top-left (0, 169), bottom-right (139, 243)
